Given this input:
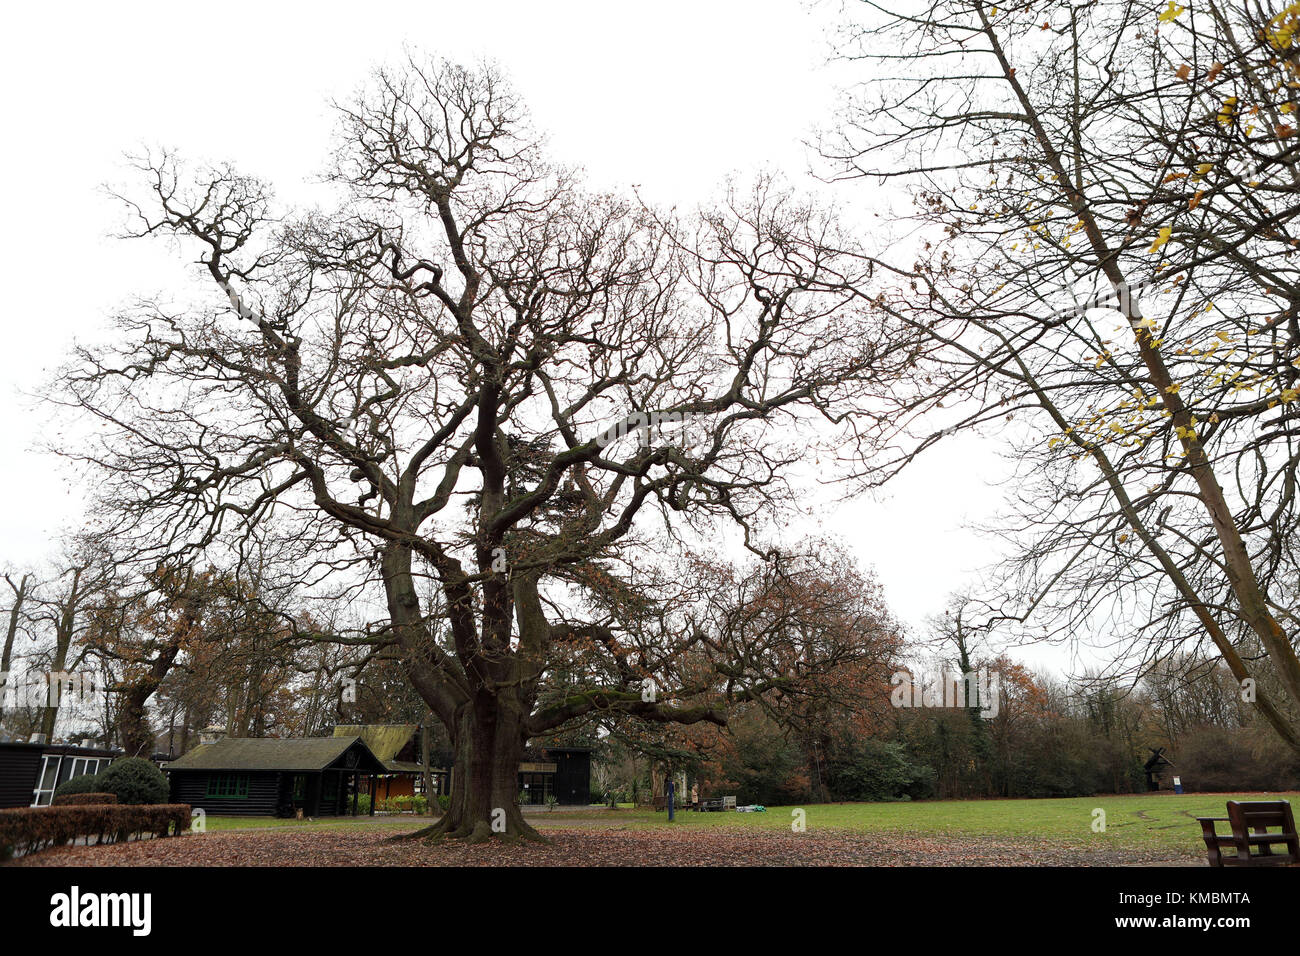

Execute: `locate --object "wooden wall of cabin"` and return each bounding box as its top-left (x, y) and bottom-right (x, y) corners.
top-left (317, 770), bottom-right (346, 815)
top-left (168, 770), bottom-right (281, 815)
top-left (374, 775), bottom-right (416, 801)
top-left (551, 750), bottom-right (591, 805)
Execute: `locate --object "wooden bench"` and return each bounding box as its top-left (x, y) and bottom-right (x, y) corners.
top-left (1195, 800), bottom-right (1299, 867)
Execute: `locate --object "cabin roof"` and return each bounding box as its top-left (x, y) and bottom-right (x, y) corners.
top-left (1143, 748), bottom-right (1175, 771)
top-left (164, 736), bottom-right (384, 773)
top-left (330, 724), bottom-right (418, 764)
top-left (385, 759), bottom-right (429, 774)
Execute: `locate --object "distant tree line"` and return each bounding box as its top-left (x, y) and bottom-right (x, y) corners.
top-left (612, 652), bottom-right (1300, 806)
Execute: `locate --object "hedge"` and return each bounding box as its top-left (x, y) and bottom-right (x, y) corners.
top-left (0, 803), bottom-right (191, 859)
top-left (51, 792), bottom-right (118, 806)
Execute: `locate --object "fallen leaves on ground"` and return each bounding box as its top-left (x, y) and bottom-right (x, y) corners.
top-left (6, 825), bottom-right (1199, 867)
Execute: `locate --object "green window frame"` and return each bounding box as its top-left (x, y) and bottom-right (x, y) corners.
top-left (206, 773), bottom-right (250, 799)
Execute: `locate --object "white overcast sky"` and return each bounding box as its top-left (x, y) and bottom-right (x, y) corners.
top-left (0, 0), bottom-right (1087, 675)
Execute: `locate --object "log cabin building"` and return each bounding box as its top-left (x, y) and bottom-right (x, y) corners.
top-left (160, 731), bottom-right (594, 815)
top-left (164, 735), bottom-right (387, 817)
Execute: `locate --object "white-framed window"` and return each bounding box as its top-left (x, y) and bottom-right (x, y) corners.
top-left (31, 755), bottom-right (104, 806)
top-left (65, 757), bottom-right (102, 780)
top-left (32, 755), bottom-right (62, 806)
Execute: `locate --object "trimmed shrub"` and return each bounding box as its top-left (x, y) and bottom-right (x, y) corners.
top-left (0, 803), bottom-right (190, 859)
top-left (52, 792), bottom-right (118, 806)
top-left (95, 757), bottom-right (169, 805)
top-left (53, 773), bottom-right (102, 799)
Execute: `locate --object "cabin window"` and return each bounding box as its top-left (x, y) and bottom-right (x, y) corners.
top-left (31, 755), bottom-right (62, 806)
top-left (31, 754), bottom-right (106, 806)
top-left (321, 774), bottom-right (337, 801)
top-left (292, 774), bottom-right (305, 800)
top-left (63, 757), bottom-right (101, 782)
top-left (206, 773), bottom-right (250, 799)
top-left (518, 772), bottom-right (553, 805)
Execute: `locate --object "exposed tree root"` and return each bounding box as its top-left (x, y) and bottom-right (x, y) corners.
top-left (385, 814), bottom-right (551, 846)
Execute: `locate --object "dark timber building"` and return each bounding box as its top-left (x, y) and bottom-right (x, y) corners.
top-left (164, 736), bottom-right (386, 817)
top-left (327, 726), bottom-right (592, 806)
top-left (0, 740), bottom-right (120, 808)
top-left (1144, 747), bottom-right (1176, 791)
top-left (161, 733), bottom-right (593, 814)
top-left (518, 745), bottom-right (591, 806)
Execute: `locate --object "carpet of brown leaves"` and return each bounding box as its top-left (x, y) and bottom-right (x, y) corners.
top-left (5, 825), bottom-right (1198, 867)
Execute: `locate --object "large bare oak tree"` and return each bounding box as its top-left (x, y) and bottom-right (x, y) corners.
top-left (54, 57), bottom-right (910, 840)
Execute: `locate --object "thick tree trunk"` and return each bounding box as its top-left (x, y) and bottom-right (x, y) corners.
top-left (117, 639), bottom-right (182, 757)
top-left (1, 574), bottom-right (29, 727)
top-left (40, 568), bottom-right (83, 742)
top-left (118, 689), bottom-right (153, 757)
top-left (39, 636), bottom-right (72, 742)
top-left (400, 699), bottom-right (544, 843)
top-left (377, 541), bottom-right (540, 843)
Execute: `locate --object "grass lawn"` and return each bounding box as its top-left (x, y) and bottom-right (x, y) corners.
top-left (532, 791), bottom-right (1300, 858)
top-left (192, 790), bottom-right (1298, 860)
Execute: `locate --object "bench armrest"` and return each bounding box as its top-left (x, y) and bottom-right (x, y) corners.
top-left (1197, 818), bottom-right (1231, 844)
